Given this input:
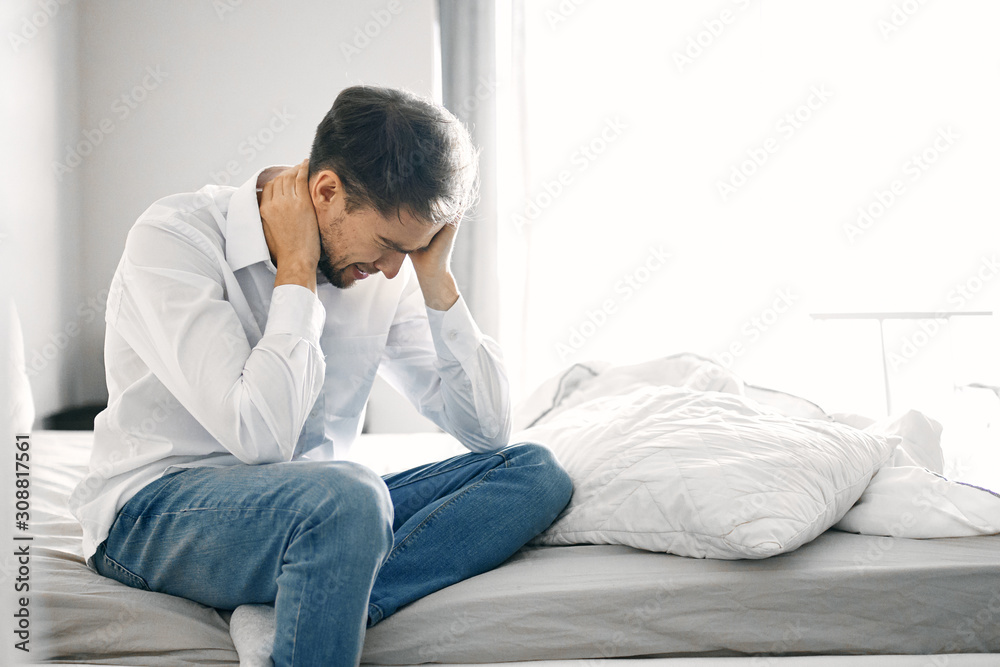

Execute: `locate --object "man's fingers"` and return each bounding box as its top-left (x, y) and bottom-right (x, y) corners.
top-left (435, 221), bottom-right (459, 245)
top-left (294, 160), bottom-right (309, 198)
top-left (260, 161), bottom-right (309, 204)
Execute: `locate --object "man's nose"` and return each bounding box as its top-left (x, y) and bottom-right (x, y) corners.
top-left (374, 250), bottom-right (405, 280)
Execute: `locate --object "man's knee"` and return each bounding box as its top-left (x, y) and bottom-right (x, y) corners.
top-left (341, 461), bottom-right (394, 524)
top-left (503, 442), bottom-right (573, 512)
top-left (288, 461), bottom-right (394, 552)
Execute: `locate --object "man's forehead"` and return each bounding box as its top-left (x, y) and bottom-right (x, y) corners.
top-left (375, 209), bottom-right (442, 252)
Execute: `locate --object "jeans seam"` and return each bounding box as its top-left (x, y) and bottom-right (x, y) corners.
top-left (369, 601), bottom-right (383, 626)
top-left (291, 582), bottom-right (304, 665)
top-left (101, 549), bottom-right (152, 591)
top-left (382, 450), bottom-right (509, 491)
top-left (119, 506), bottom-right (312, 520)
top-left (383, 459), bottom-right (506, 564)
top-left (115, 469), bottom-right (187, 521)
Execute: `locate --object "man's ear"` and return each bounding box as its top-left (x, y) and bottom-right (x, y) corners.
top-left (311, 169), bottom-right (344, 211)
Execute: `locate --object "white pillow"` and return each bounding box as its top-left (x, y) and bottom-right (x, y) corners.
top-left (519, 381), bottom-right (898, 559)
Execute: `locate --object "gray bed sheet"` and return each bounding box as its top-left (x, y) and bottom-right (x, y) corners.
top-left (362, 531), bottom-right (1000, 664)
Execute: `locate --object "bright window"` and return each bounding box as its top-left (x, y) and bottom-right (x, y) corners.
top-left (497, 0), bottom-right (1000, 484)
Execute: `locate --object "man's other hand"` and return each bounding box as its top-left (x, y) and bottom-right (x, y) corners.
top-left (409, 220), bottom-right (461, 311)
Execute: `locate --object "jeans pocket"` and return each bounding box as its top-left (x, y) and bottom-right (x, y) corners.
top-left (95, 540), bottom-right (152, 592)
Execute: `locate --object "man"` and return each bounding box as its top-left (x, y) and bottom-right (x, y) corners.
top-left (68, 85), bottom-right (572, 667)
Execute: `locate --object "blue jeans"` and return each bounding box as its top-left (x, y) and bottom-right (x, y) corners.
top-left (93, 442), bottom-right (572, 667)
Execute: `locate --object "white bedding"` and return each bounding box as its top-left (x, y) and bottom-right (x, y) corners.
top-left (520, 381), bottom-right (897, 558)
top-left (512, 354), bottom-right (1000, 556)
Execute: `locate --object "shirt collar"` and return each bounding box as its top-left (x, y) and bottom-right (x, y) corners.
top-left (225, 165), bottom-right (291, 273)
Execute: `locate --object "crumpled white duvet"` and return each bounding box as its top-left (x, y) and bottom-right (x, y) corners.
top-left (512, 353), bottom-right (1000, 556)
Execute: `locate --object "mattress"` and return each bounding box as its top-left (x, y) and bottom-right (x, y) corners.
top-left (29, 430), bottom-right (1000, 665)
top-left (363, 533), bottom-right (1000, 663)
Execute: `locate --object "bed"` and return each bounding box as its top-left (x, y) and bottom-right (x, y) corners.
top-left (30, 414), bottom-right (1000, 665)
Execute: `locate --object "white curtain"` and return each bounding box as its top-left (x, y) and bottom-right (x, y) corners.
top-left (438, 0), bottom-right (501, 339)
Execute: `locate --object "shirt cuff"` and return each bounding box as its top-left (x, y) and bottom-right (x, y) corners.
top-left (264, 284), bottom-right (326, 344)
top-left (427, 294), bottom-right (484, 364)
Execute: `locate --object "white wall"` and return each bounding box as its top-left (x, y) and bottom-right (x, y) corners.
top-left (10, 0), bottom-right (441, 428)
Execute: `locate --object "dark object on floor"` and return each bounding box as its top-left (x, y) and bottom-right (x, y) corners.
top-left (42, 403), bottom-right (107, 430)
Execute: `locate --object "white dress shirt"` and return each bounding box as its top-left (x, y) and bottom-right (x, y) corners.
top-left (69, 165), bottom-right (511, 570)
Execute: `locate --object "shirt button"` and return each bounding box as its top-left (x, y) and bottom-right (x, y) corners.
top-left (449, 330), bottom-right (459, 341)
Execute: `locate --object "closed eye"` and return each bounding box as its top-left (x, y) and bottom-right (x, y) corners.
top-left (378, 236), bottom-right (430, 254)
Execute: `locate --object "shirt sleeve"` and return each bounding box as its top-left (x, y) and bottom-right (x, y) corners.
top-left (378, 261), bottom-right (511, 453)
top-left (107, 217), bottom-right (327, 464)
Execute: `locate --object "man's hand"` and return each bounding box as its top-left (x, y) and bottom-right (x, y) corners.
top-left (259, 159), bottom-right (320, 293)
top-left (409, 220), bottom-right (461, 311)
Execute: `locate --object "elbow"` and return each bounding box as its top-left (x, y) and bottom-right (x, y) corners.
top-left (221, 341), bottom-right (325, 466)
top-left (495, 411), bottom-right (512, 450)
top-left (224, 400), bottom-right (301, 466)
top-left (468, 412), bottom-right (512, 454)
top-left (229, 366), bottom-right (320, 465)
top-left (495, 397), bottom-right (512, 446)
top-left (471, 383), bottom-right (512, 449)
top-left (483, 397), bottom-right (513, 452)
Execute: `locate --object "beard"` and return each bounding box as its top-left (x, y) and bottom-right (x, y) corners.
top-left (317, 244), bottom-right (353, 289)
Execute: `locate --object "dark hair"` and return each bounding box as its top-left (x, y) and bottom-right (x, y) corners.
top-left (309, 85), bottom-right (479, 226)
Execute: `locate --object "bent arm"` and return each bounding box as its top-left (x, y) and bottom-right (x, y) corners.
top-left (379, 262), bottom-right (511, 453)
top-left (110, 219), bottom-right (326, 464)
